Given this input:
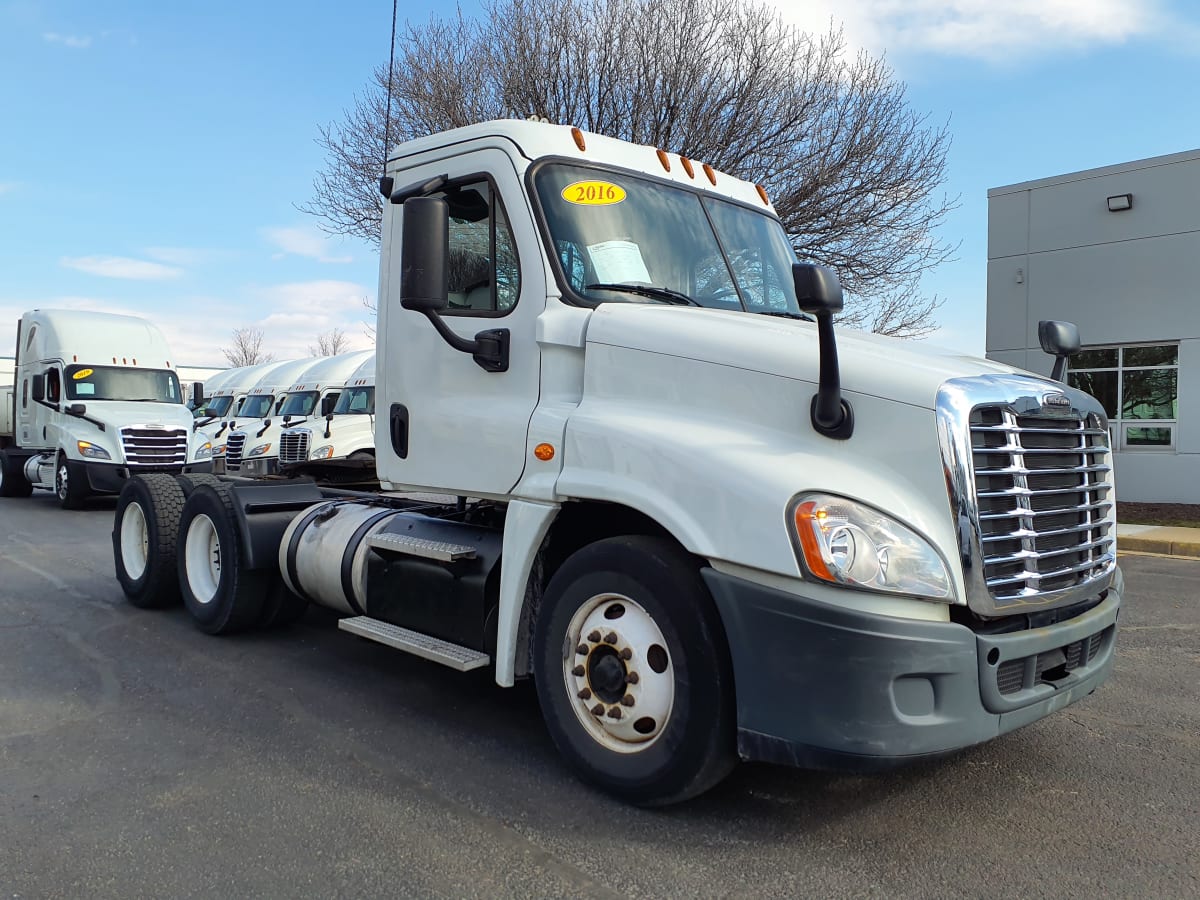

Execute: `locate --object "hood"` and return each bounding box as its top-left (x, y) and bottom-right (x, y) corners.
top-left (81, 400), bottom-right (195, 430)
top-left (584, 305), bottom-right (1031, 410)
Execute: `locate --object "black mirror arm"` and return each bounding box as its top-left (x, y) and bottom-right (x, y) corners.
top-left (809, 311), bottom-right (854, 440)
top-left (419, 310), bottom-right (509, 373)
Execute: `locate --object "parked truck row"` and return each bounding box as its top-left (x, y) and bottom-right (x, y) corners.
top-left (6, 120), bottom-right (1122, 806)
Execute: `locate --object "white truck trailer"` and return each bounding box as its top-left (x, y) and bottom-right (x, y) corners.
top-left (278, 352), bottom-right (377, 481)
top-left (0, 309), bottom-right (212, 507)
top-left (227, 350), bottom-right (373, 478)
top-left (111, 121), bottom-right (1122, 805)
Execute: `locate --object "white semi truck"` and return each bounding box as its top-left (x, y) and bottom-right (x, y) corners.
top-left (278, 353), bottom-right (377, 482)
top-left (226, 350), bottom-right (373, 478)
top-left (0, 309), bottom-right (212, 507)
top-left (111, 121), bottom-right (1122, 805)
top-left (208, 358), bottom-right (315, 474)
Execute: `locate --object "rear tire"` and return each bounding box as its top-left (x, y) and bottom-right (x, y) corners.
top-left (113, 474), bottom-right (187, 608)
top-left (0, 451), bottom-right (34, 498)
top-left (177, 483), bottom-right (266, 634)
top-left (56, 452), bottom-right (88, 509)
top-left (533, 535), bottom-right (737, 806)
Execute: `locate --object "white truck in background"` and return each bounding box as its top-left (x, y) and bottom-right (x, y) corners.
top-left (226, 350), bottom-right (373, 479)
top-left (278, 353), bottom-right (377, 482)
top-left (112, 120), bottom-right (1122, 805)
top-left (206, 358), bottom-right (311, 473)
top-left (0, 309), bottom-right (212, 507)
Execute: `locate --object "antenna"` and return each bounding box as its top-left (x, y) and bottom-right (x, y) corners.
top-left (378, 0), bottom-right (399, 198)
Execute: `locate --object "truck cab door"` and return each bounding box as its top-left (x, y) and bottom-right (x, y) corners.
top-left (377, 149), bottom-right (544, 499)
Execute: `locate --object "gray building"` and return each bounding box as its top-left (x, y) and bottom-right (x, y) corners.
top-left (987, 149), bottom-right (1200, 503)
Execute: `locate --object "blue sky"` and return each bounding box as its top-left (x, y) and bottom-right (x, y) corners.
top-left (1, 0), bottom-right (1198, 367)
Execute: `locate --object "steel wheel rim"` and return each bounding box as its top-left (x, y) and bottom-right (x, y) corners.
top-left (184, 513), bottom-right (221, 604)
top-left (56, 463), bottom-right (68, 500)
top-left (563, 592), bottom-right (675, 754)
top-left (119, 501), bottom-right (150, 580)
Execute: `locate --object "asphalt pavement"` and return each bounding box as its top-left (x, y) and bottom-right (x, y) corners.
top-left (1, 491), bottom-right (1198, 898)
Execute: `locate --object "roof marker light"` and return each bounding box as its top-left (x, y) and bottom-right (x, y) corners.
top-left (656, 149), bottom-right (671, 172)
top-left (571, 127), bottom-right (586, 151)
top-left (755, 184), bottom-right (770, 205)
top-left (680, 156), bottom-right (695, 178)
top-left (702, 163), bottom-right (717, 185)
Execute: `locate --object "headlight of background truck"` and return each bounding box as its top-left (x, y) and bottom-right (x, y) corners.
top-left (790, 493), bottom-right (954, 602)
top-left (76, 440), bottom-right (111, 460)
top-left (247, 443), bottom-right (272, 458)
top-left (194, 441), bottom-right (213, 459)
top-left (310, 445), bottom-right (335, 459)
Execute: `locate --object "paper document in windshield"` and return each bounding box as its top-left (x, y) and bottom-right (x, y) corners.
top-left (587, 240), bottom-right (652, 284)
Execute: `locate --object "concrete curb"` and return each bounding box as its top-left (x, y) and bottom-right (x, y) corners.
top-left (1116, 524), bottom-right (1200, 559)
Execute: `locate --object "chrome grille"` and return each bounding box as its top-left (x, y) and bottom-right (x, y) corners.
top-left (225, 431), bottom-right (247, 472)
top-left (279, 430), bottom-right (310, 464)
top-left (120, 427), bottom-right (188, 467)
top-left (971, 409), bottom-right (1114, 602)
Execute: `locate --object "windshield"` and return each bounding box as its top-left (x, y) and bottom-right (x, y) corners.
top-left (278, 390), bottom-right (319, 418)
top-left (333, 386), bottom-right (374, 416)
top-left (533, 163), bottom-right (802, 315)
top-left (238, 394), bottom-right (274, 420)
top-left (65, 365), bottom-right (182, 403)
top-left (200, 394), bottom-right (234, 418)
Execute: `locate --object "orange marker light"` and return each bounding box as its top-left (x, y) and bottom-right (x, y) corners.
top-left (702, 163), bottom-right (716, 185)
top-left (656, 149), bottom-right (671, 172)
top-left (680, 156), bottom-right (695, 178)
top-left (794, 501), bottom-right (834, 581)
top-left (756, 184), bottom-right (770, 205)
top-left (571, 127), bottom-right (586, 151)
top-left (534, 443), bottom-right (555, 461)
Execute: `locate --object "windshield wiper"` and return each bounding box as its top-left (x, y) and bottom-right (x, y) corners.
top-left (757, 310), bottom-right (814, 321)
top-left (586, 283), bottom-right (701, 307)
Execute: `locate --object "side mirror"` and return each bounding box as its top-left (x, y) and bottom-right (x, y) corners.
top-left (66, 403), bottom-right (87, 416)
top-left (192, 382), bottom-right (205, 406)
top-left (31, 373), bottom-right (45, 402)
top-left (792, 263), bottom-right (844, 315)
top-left (400, 196), bottom-right (449, 313)
top-left (320, 394), bottom-right (338, 417)
top-left (1038, 320), bottom-right (1081, 382)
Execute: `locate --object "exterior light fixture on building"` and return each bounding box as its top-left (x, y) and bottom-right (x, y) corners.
top-left (1106, 193), bottom-right (1133, 211)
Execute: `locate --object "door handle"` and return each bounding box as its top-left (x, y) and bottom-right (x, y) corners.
top-left (389, 404), bottom-right (409, 459)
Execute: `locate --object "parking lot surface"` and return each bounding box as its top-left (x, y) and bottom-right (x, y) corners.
top-left (2, 492), bottom-right (1198, 898)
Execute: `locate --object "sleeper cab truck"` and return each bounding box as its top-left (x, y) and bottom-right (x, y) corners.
top-left (208, 358), bottom-right (314, 474)
top-left (278, 353), bottom-right (378, 482)
top-left (111, 120), bottom-right (1122, 806)
top-left (1, 309), bottom-right (212, 507)
top-left (198, 359), bottom-right (301, 466)
top-left (228, 350), bottom-right (373, 479)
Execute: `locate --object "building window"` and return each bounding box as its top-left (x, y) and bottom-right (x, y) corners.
top-left (1068, 343), bottom-right (1178, 450)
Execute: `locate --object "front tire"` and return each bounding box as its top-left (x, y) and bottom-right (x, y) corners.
top-left (113, 474), bottom-right (187, 608)
top-left (177, 483), bottom-right (266, 634)
top-left (56, 452), bottom-right (88, 509)
top-left (533, 535), bottom-right (736, 806)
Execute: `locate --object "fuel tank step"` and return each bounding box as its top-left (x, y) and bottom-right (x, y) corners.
top-left (338, 616), bottom-right (489, 672)
top-left (367, 532), bottom-right (478, 562)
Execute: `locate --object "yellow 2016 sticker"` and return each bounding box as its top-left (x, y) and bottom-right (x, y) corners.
top-left (562, 180), bottom-right (626, 206)
top-left (73, 368), bottom-right (94, 380)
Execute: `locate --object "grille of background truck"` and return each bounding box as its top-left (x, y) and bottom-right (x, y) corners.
top-left (278, 430), bottom-right (310, 465)
top-left (969, 409), bottom-right (1114, 604)
top-left (120, 427), bottom-right (188, 467)
top-left (224, 432), bottom-right (246, 472)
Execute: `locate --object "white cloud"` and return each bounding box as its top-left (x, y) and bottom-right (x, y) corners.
top-left (767, 0), bottom-right (1177, 61)
top-left (43, 32), bottom-right (92, 48)
top-left (143, 246), bottom-right (229, 266)
top-left (262, 225), bottom-right (353, 264)
top-left (60, 255), bottom-right (182, 281)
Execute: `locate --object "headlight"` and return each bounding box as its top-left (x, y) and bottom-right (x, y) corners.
top-left (194, 441), bottom-right (213, 460)
top-left (790, 494), bottom-right (954, 602)
top-left (77, 440), bottom-right (111, 460)
top-left (310, 445), bottom-right (335, 459)
top-left (212, 444), bottom-right (226, 457)
top-left (247, 443), bottom-right (272, 458)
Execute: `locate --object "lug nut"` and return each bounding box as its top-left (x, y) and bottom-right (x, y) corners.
top-left (572, 665), bottom-right (585, 677)
top-left (620, 694), bottom-right (635, 707)
top-left (587, 630), bottom-right (601, 642)
top-left (625, 672), bottom-right (639, 684)
top-left (576, 644), bottom-right (588, 656)
top-left (578, 688), bottom-right (592, 700)
top-left (603, 632), bottom-right (618, 644)
top-left (619, 648), bottom-right (632, 660)
top-left (606, 707), bottom-right (623, 720)
top-left (591, 703), bottom-right (605, 717)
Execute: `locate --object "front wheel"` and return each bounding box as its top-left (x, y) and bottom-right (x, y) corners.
top-left (56, 453), bottom-right (89, 509)
top-left (533, 535), bottom-right (736, 806)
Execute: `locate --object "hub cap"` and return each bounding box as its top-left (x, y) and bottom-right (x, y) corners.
top-left (563, 593), bottom-right (674, 753)
top-left (119, 502), bottom-right (150, 580)
top-left (56, 463), bottom-right (69, 500)
top-left (184, 514), bottom-right (221, 604)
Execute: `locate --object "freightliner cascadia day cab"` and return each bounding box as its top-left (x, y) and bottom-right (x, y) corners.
top-left (196, 359), bottom-right (298, 455)
top-left (208, 358), bottom-right (313, 474)
top-left (227, 350), bottom-right (374, 478)
top-left (111, 121), bottom-right (1122, 805)
top-left (278, 353), bottom-right (378, 481)
top-left (0, 309), bottom-right (212, 507)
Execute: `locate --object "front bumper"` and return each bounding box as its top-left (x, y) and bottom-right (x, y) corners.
top-left (703, 568), bottom-right (1121, 771)
top-left (76, 459), bottom-right (213, 494)
top-left (237, 456), bottom-right (280, 478)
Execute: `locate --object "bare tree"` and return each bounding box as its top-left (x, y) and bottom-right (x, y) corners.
top-left (308, 327), bottom-right (350, 357)
top-left (306, 0), bottom-right (956, 337)
top-left (221, 327), bottom-right (274, 367)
